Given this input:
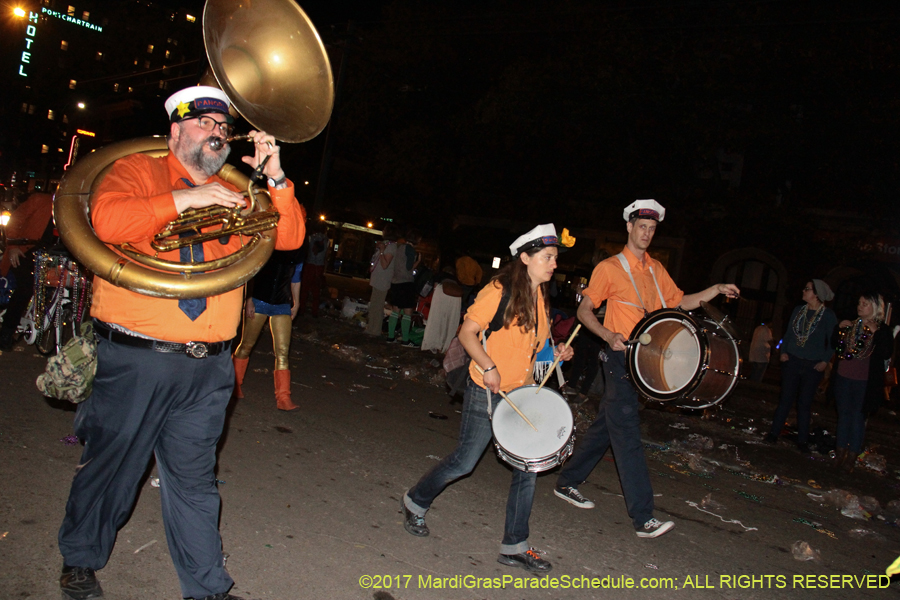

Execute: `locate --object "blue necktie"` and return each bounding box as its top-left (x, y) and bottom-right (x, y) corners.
top-left (178, 178), bottom-right (207, 321)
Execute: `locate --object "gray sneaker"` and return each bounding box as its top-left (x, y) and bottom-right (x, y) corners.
top-left (400, 497), bottom-right (429, 537)
top-left (636, 518), bottom-right (674, 538)
top-left (554, 486), bottom-right (595, 509)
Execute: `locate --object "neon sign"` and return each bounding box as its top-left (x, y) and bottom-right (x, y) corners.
top-left (41, 7), bottom-right (103, 32)
top-left (18, 11), bottom-right (38, 77)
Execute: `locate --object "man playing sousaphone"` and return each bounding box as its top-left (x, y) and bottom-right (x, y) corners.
top-left (552, 199), bottom-right (739, 539)
top-left (56, 86), bottom-right (305, 600)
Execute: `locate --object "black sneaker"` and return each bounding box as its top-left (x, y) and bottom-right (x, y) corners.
top-left (554, 486), bottom-right (595, 509)
top-left (60, 565), bottom-right (103, 599)
top-left (401, 341), bottom-right (420, 348)
top-left (636, 518), bottom-right (675, 538)
top-left (497, 548), bottom-right (553, 574)
top-left (400, 497), bottom-right (429, 537)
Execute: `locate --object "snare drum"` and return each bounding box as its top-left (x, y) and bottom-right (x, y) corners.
top-left (491, 385), bottom-right (574, 473)
top-left (626, 308), bottom-right (741, 410)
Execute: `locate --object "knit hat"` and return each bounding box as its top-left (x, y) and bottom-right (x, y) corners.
top-left (812, 279), bottom-right (834, 302)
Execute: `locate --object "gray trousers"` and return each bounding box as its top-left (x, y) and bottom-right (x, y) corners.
top-left (58, 336), bottom-right (234, 599)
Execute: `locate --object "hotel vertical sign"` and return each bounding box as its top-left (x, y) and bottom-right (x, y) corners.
top-left (19, 11), bottom-right (39, 77)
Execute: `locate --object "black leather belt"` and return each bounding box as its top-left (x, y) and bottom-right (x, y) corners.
top-left (94, 321), bottom-right (230, 359)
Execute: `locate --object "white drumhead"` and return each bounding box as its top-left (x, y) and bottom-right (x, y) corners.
top-left (492, 386), bottom-right (573, 460)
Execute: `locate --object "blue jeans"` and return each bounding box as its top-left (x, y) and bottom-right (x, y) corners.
top-left (556, 350), bottom-right (654, 530)
top-left (769, 355), bottom-right (824, 444)
top-left (834, 374), bottom-right (867, 453)
top-left (405, 379), bottom-right (537, 555)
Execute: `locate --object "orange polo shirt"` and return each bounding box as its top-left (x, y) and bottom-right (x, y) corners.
top-left (89, 152), bottom-right (306, 343)
top-left (584, 246), bottom-right (684, 338)
top-left (466, 281), bottom-right (550, 392)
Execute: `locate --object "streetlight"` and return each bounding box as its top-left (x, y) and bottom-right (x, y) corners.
top-left (13, 7), bottom-right (26, 18)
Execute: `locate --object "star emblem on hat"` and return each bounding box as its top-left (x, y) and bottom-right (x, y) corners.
top-left (176, 101), bottom-right (191, 118)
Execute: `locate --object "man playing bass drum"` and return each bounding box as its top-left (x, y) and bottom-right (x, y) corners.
top-left (552, 199), bottom-right (739, 539)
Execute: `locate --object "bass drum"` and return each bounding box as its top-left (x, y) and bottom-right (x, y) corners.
top-left (491, 385), bottom-right (574, 473)
top-left (626, 308), bottom-right (741, 409)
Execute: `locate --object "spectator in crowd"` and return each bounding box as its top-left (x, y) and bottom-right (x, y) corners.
top-left (748, 322), bottom-right (774, 382)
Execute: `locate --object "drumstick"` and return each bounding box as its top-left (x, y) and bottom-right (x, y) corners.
top-left (624, 333), bottom-right (653, 346)
top-left (536, 324), bottom-right (581, 393)
top-left (474, 363), bottom-right (538, 432)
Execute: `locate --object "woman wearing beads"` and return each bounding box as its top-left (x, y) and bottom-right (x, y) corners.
top-left (765, 279), bottom-right (838, 451)
top-left (832, 292), bottom-right (893, 469)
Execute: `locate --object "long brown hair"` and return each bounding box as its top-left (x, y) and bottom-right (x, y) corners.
top-left (492, 246), bottom-right (551, 333)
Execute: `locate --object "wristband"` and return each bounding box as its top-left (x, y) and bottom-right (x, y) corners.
top-left (268, 175), bottom-right (287, 188)
top-left (482, 365), bottom-right (497, 374)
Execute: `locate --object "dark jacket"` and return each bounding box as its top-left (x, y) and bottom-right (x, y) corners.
top-left (251, 249), bottom-right (302, 306)
top-left (861, 327), bottom-right (894, 415)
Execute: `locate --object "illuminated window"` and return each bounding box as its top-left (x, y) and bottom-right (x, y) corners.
top-left (47, 109), bottom-right (55, 120)
top-left (186, 14), bottom-right (196, 23)
top-left (58, 148), bottom-right (64, 153)
top-left (62, 115), bottom-right (68, 123)
top-left (69, 79), bottom-right (77, 90)
top-left (96, 52), bottom-right (103, 60)
top-left (21, 103), bottom-right (28, 113)
top-left (159, 80), bottom-right (168, 90)
top-left (133, 59), bottom-right (138, 66)
top-left (113, 83), bottom-right (119, 92)
top-left (60, 40), bottom-right (69, 51)
top-left (144, 60), bottom-right (151, 69)
top-left (28, 105), bottom-right (35, 115)
top-left (127, 86), bottom-right (133, 93)
top-left (82, 11), bottom-right (89, 20)
top-left (165, 50), bottom-right (171, 59)
top-left (147, 44), bottom-right (154, 54)
top-left (41, 144), bottom-right (49, 154)
top-left (67, 5), bottom-right (74, 16)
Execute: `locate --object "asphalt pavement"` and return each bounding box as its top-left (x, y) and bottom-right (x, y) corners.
top-left (1, 310), bottom-right (899, 600)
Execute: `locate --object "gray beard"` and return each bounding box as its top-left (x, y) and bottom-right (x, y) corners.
top-left (176, 132), bottom-right (230, 178)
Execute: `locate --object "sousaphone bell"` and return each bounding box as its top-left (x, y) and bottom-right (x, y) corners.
top-left (54, 0), bottom-right (334, 299)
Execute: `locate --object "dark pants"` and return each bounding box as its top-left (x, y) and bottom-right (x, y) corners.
top-left (769, 355), bottom-right (824, 444)
top-left (567, 331), bottom-right (604, 394)
top-left (298, 264), bottom-right (325, 317)
top-left (834, 374), bottom-right (867, 453)
top-left (556, 350), bottom-right (654, 529)
top-left (58, 336), bottom-right (235, 599)
top-left (405, 379), bottom-right (537, 555)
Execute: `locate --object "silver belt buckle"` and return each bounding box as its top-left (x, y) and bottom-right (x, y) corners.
top-left (185, 341), bottom-right (209, 359)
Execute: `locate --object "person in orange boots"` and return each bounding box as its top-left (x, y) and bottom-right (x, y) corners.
top-left (233, 249), bottom-right (303, 411)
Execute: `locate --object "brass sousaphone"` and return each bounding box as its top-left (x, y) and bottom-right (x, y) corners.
top-left (54, 0), bottom-right (334, 299)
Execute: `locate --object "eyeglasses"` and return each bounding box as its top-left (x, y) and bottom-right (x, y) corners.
top-left (802, 287), bottom-right (813, 292)
top-left (186, 115), bottom-right (233, 137)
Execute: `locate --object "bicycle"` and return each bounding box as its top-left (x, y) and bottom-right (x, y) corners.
top-left (30, 249), bottom-right (92, 356)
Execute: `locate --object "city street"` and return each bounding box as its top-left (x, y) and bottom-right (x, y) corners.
top-left (1, 314), bottom-right (899, 599)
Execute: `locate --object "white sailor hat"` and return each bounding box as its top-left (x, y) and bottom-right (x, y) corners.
top-left (164, 85), bottom-right (234, 124)
top-left (623, 199), bottom-right (666, 222)
top-left (509, 223), bottom-right (562, 256)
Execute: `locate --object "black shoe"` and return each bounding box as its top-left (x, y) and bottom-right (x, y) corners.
top-left (554, 486), bottom-right (595, 509)
top-left (497, 548), bottom-right (553, 574)
top-left (400, 497), bottom-right (429, 537)
top-left (60, 565), bottom-right (103, 600)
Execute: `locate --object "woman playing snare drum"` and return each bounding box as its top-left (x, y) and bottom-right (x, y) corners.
top-left (401, 224), bottom-right (574, 574)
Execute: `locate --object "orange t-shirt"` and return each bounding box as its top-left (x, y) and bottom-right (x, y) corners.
top-left (0, 193), bottom-right (53, 277)
top-left (89, 152), bottom-right (306, 343)
top-left (583, 246), bottom-right (684, 338)
top-left (466, 281), bottom-right (550, 392)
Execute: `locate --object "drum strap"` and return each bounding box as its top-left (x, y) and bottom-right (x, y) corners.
top-left (480, 291), bottom-right (510, 419)
top-left (616, 253), bottom-right (666, 316)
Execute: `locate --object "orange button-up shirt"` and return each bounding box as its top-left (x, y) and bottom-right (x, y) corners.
top-left (584, 246), bottom-right (684, 338)
top-left (466, 281), bottom-right (550, 392)
top-left (89, 152), bottom-right (306, 343)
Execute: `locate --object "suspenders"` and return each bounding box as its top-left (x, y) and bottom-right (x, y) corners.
top-left (615, 252), bottom-right (666, 316)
